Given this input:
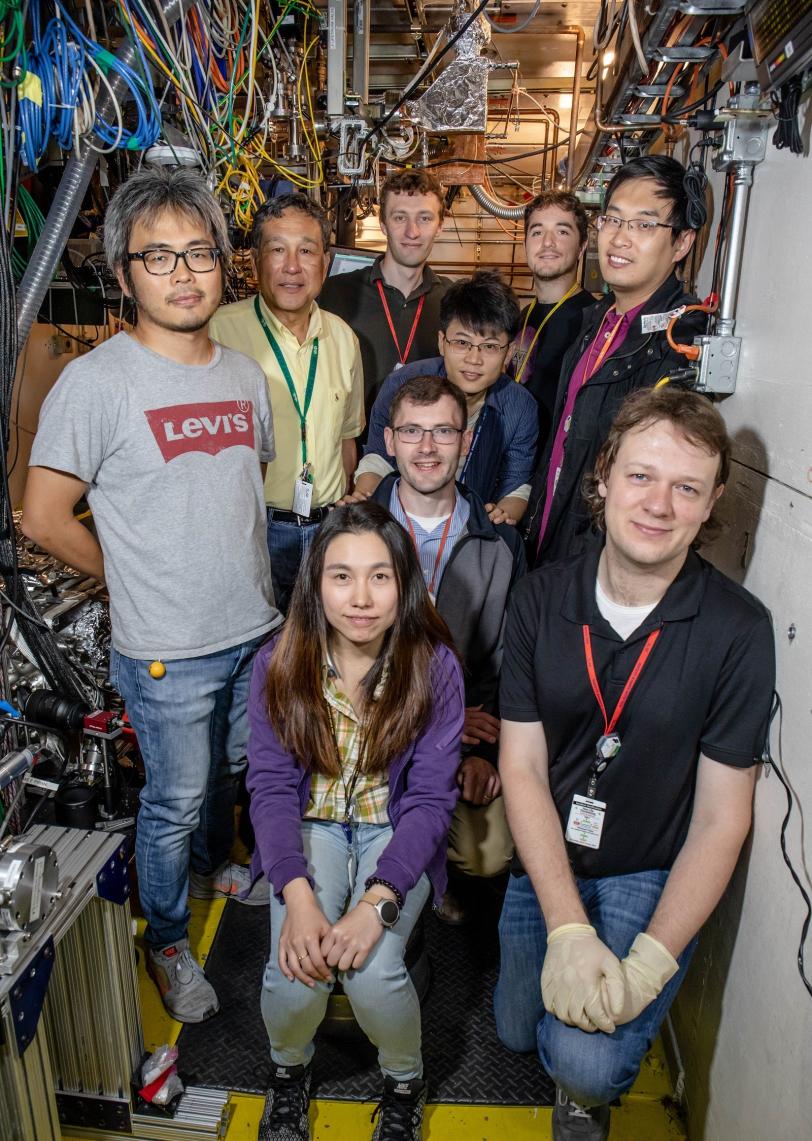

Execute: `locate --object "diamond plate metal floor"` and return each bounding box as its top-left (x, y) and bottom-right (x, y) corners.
top-left (177, 897), bottom-right (555, 1106)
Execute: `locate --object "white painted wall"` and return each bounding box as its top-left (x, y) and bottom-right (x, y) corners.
top-left (670, 132), bottom-right (812, 1139)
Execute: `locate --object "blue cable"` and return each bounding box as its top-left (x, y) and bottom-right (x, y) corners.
top-left (18, 0), bottom-right (163, 168)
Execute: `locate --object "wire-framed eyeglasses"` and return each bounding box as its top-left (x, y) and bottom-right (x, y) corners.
top-left (393, 425), bottom-right (464, 444)
top-left (595, 215), bottom-right (673, 235)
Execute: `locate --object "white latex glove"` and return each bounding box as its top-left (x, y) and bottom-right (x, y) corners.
top-left (613, 932), bottom-right (679, 1026)
top-left (541, 923), bottom-right (626, 1034)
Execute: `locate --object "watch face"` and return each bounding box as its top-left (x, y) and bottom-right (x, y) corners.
top-left (379, 899), bottom-right (399, 926)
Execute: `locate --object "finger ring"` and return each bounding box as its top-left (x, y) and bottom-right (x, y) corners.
top-left (297, 953), bottom-right (308, 961)
top-left (483, 794), bottom-right (492, 801)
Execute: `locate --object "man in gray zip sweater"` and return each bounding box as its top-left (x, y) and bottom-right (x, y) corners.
top-left (370, 375), bottom-right (525, 922)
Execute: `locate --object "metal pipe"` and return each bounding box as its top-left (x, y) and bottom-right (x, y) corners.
top-left (327, 0), bottom-right (347, 119)
top-left (352, 0), bottom-right (371, 101)
top-left (468, 183), bottom-right (524, 221)
top-left (594, 54), bottom-right (651, 134)
top-left (569, 54), bottom-right (648, 192)
top-left (16, 0), bottom-right (196, 351)
top-left (487, 24), bottom-right (584, 186)
top-left (716, 163), bottom-right (753, 337)
top-left (567, 28), bottom-right (585, 187)
top-left (545, 105), bottom-right (560, 188)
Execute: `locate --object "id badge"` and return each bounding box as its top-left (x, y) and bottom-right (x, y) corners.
top-left (565, 794), bottom-right (606, 850)
top-left (292, 478), bottom-right (313, 516)
top-left (292, 463), bottom-right (314, 516)
top-left (641, 306), bottom-right (685, 334)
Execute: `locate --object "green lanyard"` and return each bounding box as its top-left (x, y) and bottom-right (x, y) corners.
top-left (254, 295), bottom-right (319, 467)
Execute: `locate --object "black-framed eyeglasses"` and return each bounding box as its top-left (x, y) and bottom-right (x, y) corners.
top-left (595, 215), bottom-right (673, 235)
top-left (393, 425), bottom-right (464, 444)
top-left (126, 247), bottom-right (221, 275)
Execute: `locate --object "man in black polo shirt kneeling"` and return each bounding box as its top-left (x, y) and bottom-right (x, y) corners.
top-left (494, 387), bottom-right (775, 1140)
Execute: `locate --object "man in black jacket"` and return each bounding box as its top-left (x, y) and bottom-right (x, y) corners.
top-left (525, 156), bottom-right (708, 566)
top-left (371, 375), bottom-right (525, 922)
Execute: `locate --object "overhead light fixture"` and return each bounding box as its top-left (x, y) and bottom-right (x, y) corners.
top-left (559, 93), bottom-right (573, 109)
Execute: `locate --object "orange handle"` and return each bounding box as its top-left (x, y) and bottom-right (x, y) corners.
top-left (666, 295), bottom-right (718, 361)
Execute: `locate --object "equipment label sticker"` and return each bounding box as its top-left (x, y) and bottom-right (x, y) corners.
top-left (30, 856), bottom-right (45, 922)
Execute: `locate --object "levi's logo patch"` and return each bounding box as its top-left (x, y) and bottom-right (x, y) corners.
top-left (144, 400), bottom-right (255, 462)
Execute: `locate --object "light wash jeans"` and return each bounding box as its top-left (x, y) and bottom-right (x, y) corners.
top-left (494, 869), bottom-right (697, 1107)
top-left (262, 820), bottom-right (431, 1080)
top-left (110, 636), bottom-right (263, 948)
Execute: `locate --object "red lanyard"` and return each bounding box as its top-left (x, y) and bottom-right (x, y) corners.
top-left (402, 504), bottom-right (454, 596)
top-left (376, 280), bottom-right (425, 366)
top-left (582, 625), bottom-right (661, 738)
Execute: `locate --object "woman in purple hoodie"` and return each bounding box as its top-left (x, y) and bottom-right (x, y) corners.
top-left (247, 501), bottom-right (465, 1141)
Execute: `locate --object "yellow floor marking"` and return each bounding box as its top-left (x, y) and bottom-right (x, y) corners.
top-left (110, 870), bottom-right (685, 1141)
top-left (135, 895), bottom-right (228, 1052)
top-left (224, 1091), bottom-right (685, 1139)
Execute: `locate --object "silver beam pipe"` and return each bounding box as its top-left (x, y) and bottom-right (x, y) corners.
top-left (468, 183), bottom-right (525, 221)
top-left (566, 28), bottom-right (585, 187)
top-left (16, 0), bottom-right (196, 350)
top-left (716, 163), bottom-right (753, 337)
top-left (353, 0), bottom-right (370, 101)
top-left (327, 0), bottom-right (347, 119)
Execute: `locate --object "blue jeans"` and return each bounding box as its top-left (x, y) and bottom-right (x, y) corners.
top-left (110, 637), bottom-right (263, 948)
top-left (494, 870), bottom-right (697, 1107)
top-left (266, 509), bottom-right (321, 613)
top-left (262, 820), bottom-right (431, 1080)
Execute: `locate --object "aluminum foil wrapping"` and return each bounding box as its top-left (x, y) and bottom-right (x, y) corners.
top-left (8, 518), bottom-right (111, 700)
top-left (68, 601), bottom-right (111, 674)
top-left (405, 2), bottom-right (492, 133)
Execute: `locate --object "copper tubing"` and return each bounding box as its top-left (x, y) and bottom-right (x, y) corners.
top-left (508, 25), bottom-right (585, 185)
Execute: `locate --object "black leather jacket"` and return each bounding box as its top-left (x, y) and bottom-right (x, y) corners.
top-left (524, 274), bottom-right (707, 566)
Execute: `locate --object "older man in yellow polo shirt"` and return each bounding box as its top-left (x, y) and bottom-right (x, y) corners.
top-left (211, 194), bottom-right (364, 610)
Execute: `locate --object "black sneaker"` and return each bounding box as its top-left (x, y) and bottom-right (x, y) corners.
top-left (552, 1086), bottom-right (611, 1140)
top-left (371, 1076), bottom-right (427, 1140)
top-left (258, 1062), bottom-right (311, 1141)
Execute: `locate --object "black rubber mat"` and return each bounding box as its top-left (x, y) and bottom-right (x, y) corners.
top-left (177, 896), bottom-right (555, 1106)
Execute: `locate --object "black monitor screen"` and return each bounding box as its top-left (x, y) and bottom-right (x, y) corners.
top-left (328, 247), bottom-right (379, 277)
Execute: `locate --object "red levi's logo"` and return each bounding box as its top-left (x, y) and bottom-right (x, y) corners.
top-left (144, 401), bottom-right (255, 463)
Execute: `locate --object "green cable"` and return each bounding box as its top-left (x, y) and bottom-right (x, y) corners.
top-left (0, 10), bottom-right (24, 66)
top-left (10, 185), bottom-right (46, 282)
top-left (224, 0), bottom-right (254, 163)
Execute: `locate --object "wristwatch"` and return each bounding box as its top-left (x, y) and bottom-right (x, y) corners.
top-left (362, 895), bottom-right (400, 928)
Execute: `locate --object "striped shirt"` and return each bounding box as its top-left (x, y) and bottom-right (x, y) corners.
top-left (306, 664), bottom-right (390, 825)
top-left (389, 481), bottom-right (470, 598)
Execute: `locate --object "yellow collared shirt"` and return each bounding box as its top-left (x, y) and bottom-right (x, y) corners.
top-left (210, 296), bottom-right (365, 508)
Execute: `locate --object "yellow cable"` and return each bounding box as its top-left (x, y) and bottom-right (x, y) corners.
top-left (298, 21), bottom-right (324, 179)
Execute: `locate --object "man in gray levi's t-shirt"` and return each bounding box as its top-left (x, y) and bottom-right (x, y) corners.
top-left (23, 167), bottom-right (282, 1025)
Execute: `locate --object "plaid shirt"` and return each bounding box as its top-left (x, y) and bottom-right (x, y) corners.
top-left (306, 665), bottom-right (390, 824)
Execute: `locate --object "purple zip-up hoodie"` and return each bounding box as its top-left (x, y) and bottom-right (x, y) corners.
top-left (247, 636), bottom-right (465, 906)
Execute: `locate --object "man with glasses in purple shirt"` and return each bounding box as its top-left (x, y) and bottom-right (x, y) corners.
top-left (524, 156), bottom-right (709, 567)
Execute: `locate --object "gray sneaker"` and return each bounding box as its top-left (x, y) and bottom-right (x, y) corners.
top-left (258, 1062), bottom-right (311, 1140)
top-left (552, 1087), bottom-right (611, 1139)
top-left (371, 1076), bottom-right (427, 1140)
top-left (188, 861), bottom-right (270, 905)
top-left (146, 940), bottom-right (219, 1023)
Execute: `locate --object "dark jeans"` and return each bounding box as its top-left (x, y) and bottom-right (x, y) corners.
top-left (266, 508), bottom-right (321, 612)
